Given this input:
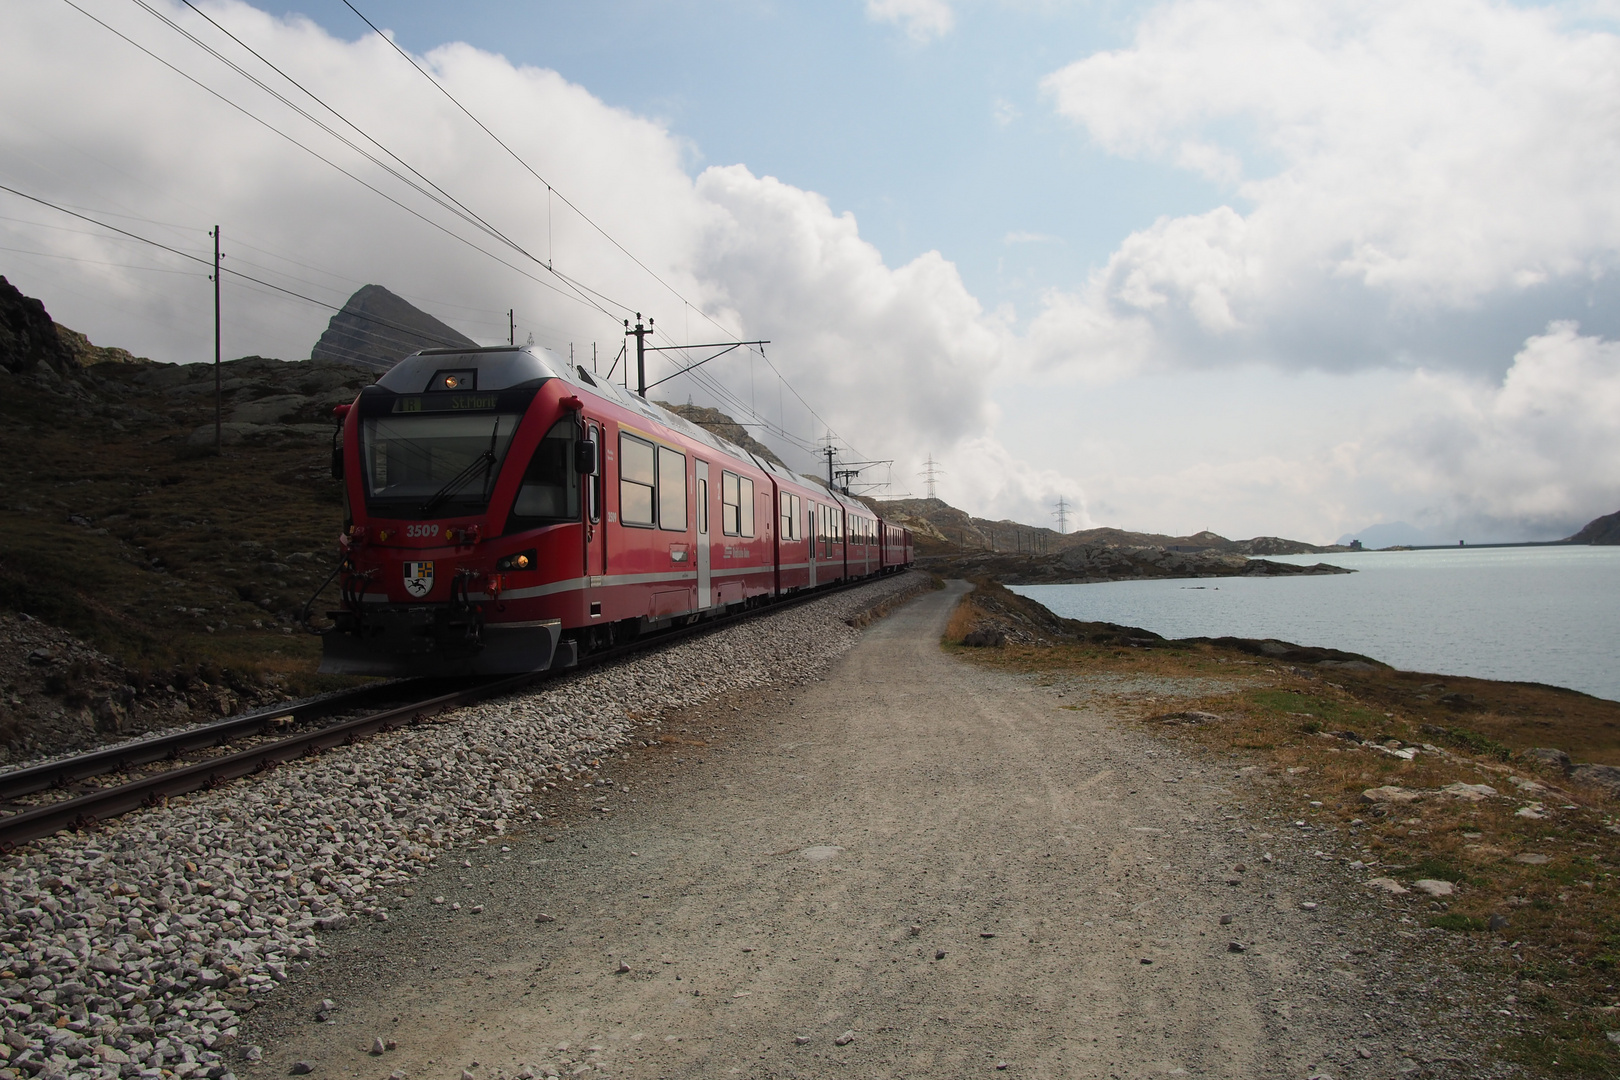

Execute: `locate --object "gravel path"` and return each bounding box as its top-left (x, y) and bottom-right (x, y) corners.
top-left (0, 574), bottom-right (926, 1080)
top-left (230, 581), bottom-right (1500, 1080)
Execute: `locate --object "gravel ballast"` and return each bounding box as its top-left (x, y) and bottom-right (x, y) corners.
top-left (0, 573), bottom-right (927, 1080)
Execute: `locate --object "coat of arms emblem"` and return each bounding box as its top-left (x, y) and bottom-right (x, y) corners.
top-left (403, 560), bottom-right (434, 598)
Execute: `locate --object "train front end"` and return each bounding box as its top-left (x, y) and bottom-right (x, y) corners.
top-left (319, 347), bottom-right (594, 677)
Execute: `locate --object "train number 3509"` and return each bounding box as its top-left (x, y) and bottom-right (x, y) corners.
top-left (405, 524), bottom-right (441, 539)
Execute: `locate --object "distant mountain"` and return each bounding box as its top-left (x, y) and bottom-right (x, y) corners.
top-left (310, 284), bottom-right (475, 370)
top-left (1564, 510), bottom-right (1620, 545)
top-left (1335, 521), bottom-right (1442, 549)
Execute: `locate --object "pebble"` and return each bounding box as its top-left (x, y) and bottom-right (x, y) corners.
top-left (794, 1035), bottom-right (811, 1045)
top-left (1365, 877), bottom-right (1410, 895)
top-left (291, 1063), bottom-right (314, 1075)
top-left (935, 950), bottom-right (947, 960)
top-left (1300, 902), bottom-right (1319, 911)
top-left (834, 1030), bottom-right (855, 1046)
top-left (371, 1035), bottom-right (387, 1054)
top-left (1227, 941), bottom-right (1245, 953)
top-left (0, 575), bottom-right (925, 1080)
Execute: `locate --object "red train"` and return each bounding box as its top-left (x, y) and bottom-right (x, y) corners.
top-left (320, 345), bottom-right (913, 676)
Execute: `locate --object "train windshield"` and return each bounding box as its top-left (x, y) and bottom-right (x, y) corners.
top-left (361, 412), bottom-right (522, 517)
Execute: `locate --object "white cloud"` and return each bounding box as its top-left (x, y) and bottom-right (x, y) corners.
top-left (992, 97), bottom-right (1021, 127)
top-left (865, 0), bottom-right (956, 42)
top-left (1035, 0), bottom-right (1620, 378)
top-left (0, 0), bottom-right (1019, 501)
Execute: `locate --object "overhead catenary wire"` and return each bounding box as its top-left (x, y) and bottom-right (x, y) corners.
top-left (336, 0), bottom-right (865, 466)
top-left (61, 0), bottom-right (621, 323)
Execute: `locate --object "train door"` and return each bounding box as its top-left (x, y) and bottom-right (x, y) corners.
top-left (583, 419), bottom-right (606, 617)
top-left (807, 502), bottom-right (818, 588)
top-left (695, 459), bottom-right (712, 608)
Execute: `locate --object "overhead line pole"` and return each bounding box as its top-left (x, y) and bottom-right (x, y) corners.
top-left (211, 226), bottom-right (221, 457)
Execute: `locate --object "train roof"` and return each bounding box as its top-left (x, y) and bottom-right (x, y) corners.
top-left (383, 345), bottom-right (766, 469)
top-left (383, 347), bottom-right (887, 520)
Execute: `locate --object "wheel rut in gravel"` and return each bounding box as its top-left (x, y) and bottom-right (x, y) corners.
top-left (245, 581), bottom-right (1399, 1079)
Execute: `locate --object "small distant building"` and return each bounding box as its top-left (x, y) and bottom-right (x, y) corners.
top-left (1349, 539), bottom-right (1363, 551)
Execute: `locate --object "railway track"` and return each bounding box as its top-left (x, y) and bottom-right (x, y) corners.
top-left (0, 573), bottom-right (909, 848)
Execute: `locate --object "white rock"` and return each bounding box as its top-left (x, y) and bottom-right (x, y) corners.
top-left (1365, 877), bottom-right (1410, 895)
top-left (1412, 879), bottom-right (1454, 897)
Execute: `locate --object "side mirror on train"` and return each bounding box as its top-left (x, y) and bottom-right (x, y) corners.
top-left (575, 438), bottom-right (599, 475)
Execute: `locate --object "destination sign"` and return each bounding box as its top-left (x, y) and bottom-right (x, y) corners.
top-left (391, 393), bottom-right (500, 414)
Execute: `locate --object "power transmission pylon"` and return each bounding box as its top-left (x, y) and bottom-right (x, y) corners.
top-left (1053, 496), bottom-right (1072, 534)
top-left (920, 454), bottom-right (944, 500)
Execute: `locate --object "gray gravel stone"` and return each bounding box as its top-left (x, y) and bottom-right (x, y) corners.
top-left (0, 575), bottom-right (924, 1075)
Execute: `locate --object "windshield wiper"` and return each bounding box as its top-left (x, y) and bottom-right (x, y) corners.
top-left (418, 417), bottom-right (501, 516)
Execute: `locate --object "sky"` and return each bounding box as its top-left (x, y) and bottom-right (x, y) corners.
top-left (3, 0), bottom-right (1619, 544)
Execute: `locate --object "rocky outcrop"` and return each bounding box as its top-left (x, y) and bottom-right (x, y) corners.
top-left (657, 401), bottom-right (787, 467)
top-left (310, 284), bottom-right (476, 370)
top-left (924, 542), bottom-right (1352, 585)
top-left (1564, 509), bottom-right (1620, 545)
top-left (0, 274), bottom-right (73, 374)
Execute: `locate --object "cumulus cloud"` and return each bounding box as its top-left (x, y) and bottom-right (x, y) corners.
top-left (865, 0), bottom-right (956, 42)
top-left (1034, 0), bottom-right (1620, 378)
top-left (0, 0), bottom-right (1015, 494)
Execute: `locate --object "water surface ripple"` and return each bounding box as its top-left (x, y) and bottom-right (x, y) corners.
top-left (1014, 546), bottom-right (1620, 702)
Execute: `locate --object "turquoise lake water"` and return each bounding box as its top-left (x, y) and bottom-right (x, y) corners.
top-left (1014, 546), bottom-right (1620, 702)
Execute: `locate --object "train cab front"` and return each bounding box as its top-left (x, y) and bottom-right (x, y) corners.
top-left (319, 347), bottom-right (592, 678)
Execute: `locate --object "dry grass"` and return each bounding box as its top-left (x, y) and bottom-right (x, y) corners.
top-left (947, 586), bottom-right (1620, 1077)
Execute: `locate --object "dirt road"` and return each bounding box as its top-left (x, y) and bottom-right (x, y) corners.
top-left (244, 582), bottom-right (1466, 1079)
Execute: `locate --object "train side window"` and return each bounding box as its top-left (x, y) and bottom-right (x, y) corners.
top-left (619, 433), bottom-right (655, 527)
top-left (740, 477), bottom-right (755, 537)
top-left (780, 492), bottom-right (801, 541)
top-left (510, 418), bottom-right (579, 523)
top-left (721, 472), bottom-right (740, 536)
top-left (698, 478), bottom-right (708, 534)
top-left (657, 445), bottom-right (687, 531)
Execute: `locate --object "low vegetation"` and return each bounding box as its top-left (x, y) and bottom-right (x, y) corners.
top-left (947, 579), bottom-right (1620, 1077)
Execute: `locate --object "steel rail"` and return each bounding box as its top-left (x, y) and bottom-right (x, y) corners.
top-left (0, 571), bottom-right (915, 849)
top-left (0, 680), bottom-right (421, 803)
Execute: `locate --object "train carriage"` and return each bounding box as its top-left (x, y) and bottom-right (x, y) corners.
top-left (320, 345), bottom-right (912, 677)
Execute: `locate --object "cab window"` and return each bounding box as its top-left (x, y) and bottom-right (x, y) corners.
top-left (510, 418), bottom-right (578, 524)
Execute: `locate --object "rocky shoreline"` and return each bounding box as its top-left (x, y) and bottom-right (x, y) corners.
top-left (922, 541), bottom-right (1352, 585)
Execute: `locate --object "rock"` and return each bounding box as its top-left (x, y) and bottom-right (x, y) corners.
top-left (26, 648), bottom-right (55, 665)
top-left (1515, 804), bottom-right (1550, 820)
top-left (1522, 748), bottom-right (1572, 774)
top-left (935, 950), bottom-right (946, 960)
top-left (1153, 710), bottom-right (1222, 724)
top-left (386, 1041), bottom-right (397, 1051)
top-left (996, 1062), bottom-right (1009, 1071)
top-left (1489, 915), bottom-right (1509, 931)
top-left (462, 1071), bottom-right (476, 1080)
top-left (1227, 941), bottom-right (1245, 953)
top-left (1300, 902), bottom-right (1318, 911)
top-left (1570, 763), bottom-right (1620, 797)
top-left (908, 925), bottom-right (921, 936)
top-left (244, 1048), bottom-right (263, 1063)
top-left (1366, 877), bottom-right (1409, 895)
top-left (961, 627), bottom-right (1005, 648)
top-left (470, 905), bottom-right (485, 914)
top-left (1412, 879), bottom-right (1454, 897)
top-left (794, 1036), bottom-right (811, 1046)
top-left (535, 914), bottom-right (556, 923)
top-left (390, 1073), bottom-right (406, 1080)
top-left (1361, 786), bottom-right (1423, 805)
top-left (615, 962), bottom-right (630, 975)
top-left (289, 1064), bottom-right (313, 1076)
top-left (1441, 783), bottom-right (1497, 801)
top-left (1607, 1031), bottom-right (1620, 1047)
top-left (833, 1031), bottom-right (855, 1047)
top-left (1219, 915), bottom-right (1234, 925)
top-left (1358, 1047), bottom-right (1374, 1059)
top-left (1512, 853), bottom-right (1550, 865)
top-left (370, 1037), bottom-right (386, 1055)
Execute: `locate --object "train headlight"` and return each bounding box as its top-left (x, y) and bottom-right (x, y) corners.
top-left (496, 549), bottom-right (537, 572)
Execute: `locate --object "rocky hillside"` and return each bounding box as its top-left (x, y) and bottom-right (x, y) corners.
top-left (310, 283), bottom-right (476, 369)
top-left (655, 401), bottom-right (787, 467)
top-left (871, 496), bottom-right (1340, 558)
top-left (0, 275), bottom-right (377, 754)
top-left (1565, 509), bottom-right (1620, 545)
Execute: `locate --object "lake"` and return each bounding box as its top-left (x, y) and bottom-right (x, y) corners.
top-left (1014, 545), bottom-right (1620, 702)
